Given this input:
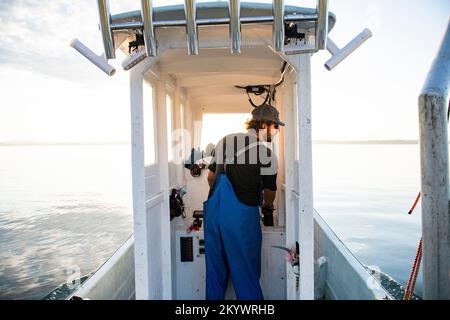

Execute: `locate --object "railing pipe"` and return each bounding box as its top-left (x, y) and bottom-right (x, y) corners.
top-left (97, 0), bottom-right (115, 59)
top-left (229, 0), bottom-right (241, 54)
top-left (184, 0), bottom-right (199, 55)
top-left (141, 0), bottom-right (157, 57)
top-left (419, 18), bottom-right (450, 300)
top-left (316, 0), bottom-right (328, 50)
top-left (272, 0), bottom-right (285, 52)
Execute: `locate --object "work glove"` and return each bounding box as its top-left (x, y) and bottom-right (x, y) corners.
top-left (261, 206), bottom-right (274, 226)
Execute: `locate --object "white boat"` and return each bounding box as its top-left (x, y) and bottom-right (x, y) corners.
top-left (68, 1), bottom-right (450, 300)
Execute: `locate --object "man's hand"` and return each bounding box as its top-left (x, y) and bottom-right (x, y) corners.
top-left (263, 188), bottom-right (276, 209)
top-left (261, 204), bottom-right (274, 227)
top-left (261, 206), bottom-right (274, 214)
top-left (262, 189), bottom-right (275, 226)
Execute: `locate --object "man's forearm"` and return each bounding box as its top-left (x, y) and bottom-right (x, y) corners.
top-left (263, 189), bottom-right (276, 208)
top-left (207, 171), bottom-right (216, 188)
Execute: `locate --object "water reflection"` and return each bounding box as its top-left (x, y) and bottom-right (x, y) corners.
top-left (313, 144), bottom-right (423, 295)
top-left (0, 145), bottom-right (133, 300)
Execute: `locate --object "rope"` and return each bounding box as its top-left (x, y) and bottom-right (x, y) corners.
top-left (402, 188), bottom-right (423, 299)
top-left (408, 239), bottom-right (423, 300)
top-left (408, 192), bottom-right (421, 214)
top-left (403, 191), bottom-right (423, 300)
top-left (403, 238), bottom-right (422, 300)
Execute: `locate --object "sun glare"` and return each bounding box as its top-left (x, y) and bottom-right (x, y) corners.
top-left (200, 113), bottom-right (251, 152)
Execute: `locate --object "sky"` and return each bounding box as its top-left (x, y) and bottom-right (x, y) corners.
top-left (0, 0), bottom-right (448, 143)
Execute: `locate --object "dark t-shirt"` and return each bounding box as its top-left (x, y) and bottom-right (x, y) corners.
top-left (208, 131), bottom-right (278, 206)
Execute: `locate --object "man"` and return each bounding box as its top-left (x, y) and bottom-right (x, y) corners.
top-left (203, 104), bottom-right (284, 300)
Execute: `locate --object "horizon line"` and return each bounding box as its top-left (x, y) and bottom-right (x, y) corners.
top-left (0, 139), bottom-right (423, 146)
top-left (0, 141), bottom-right (130, 146)
top-left (313, 139), bottom-right (420, 145)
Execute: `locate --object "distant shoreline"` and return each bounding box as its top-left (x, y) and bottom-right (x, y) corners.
top-left (0, 140), bottom-right (424, 146)
top-left (0, 141), bottom-right (130, 146)
top-left (313, 140), bottom-right (419, 145)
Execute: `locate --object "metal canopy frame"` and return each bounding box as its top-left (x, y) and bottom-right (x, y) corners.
top-left (141, 0), bottom-right (157, 57)
top-left (96, 0), bottom-right (329, 58)
top-left (97, 0), bottom-right (115, 59)
top-left (229, 0), bottom-right (242, 53)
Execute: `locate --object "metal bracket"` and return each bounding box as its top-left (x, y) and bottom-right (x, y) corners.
top-left (325, 28), bottom-right (372, 71)
top-left (70, 38), bottom-right (116, 76)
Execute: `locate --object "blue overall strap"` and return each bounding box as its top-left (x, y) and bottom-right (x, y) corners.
top-left (203, 173), bottom-right (263, 300)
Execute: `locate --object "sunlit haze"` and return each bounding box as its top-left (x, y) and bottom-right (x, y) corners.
top-left (0, 0), bottom-right (448, 143)
top-left (201, 113), bottom-right (251, 151)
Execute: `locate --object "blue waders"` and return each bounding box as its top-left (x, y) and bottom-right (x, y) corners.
top-left (203, 173), bottom-right (264, 300)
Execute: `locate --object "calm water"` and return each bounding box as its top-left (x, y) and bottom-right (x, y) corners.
top-left (0, 144), bottom-right (423, 299)
top-left (313, 144), bottom-right (423, 296)
top-left (0, 145), bottom-right (133, 299)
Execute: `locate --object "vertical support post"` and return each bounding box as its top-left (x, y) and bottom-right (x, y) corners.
top-left (191, 102), bottom-right (203, 149)
top-left (282, 72), bottom-right (297, 299)
top-left (173, 83), bottom-right (184, 186)
top-left (276, 92), bottom-right (286, 227)
top-left (184, 0), bottom-right (199, 55)
top-left (141, 0), bottom-right (157, 57)
top-left (96, 0), bottom-right (115, 59)
top-left (294, 54), bottom-right (314, 300)
top-left (229, 0), bottom-right (241, 54)
top-left (419, 18), bottom-right (450, 300)
top-left (183, 99), bottom-right (193, 159)
top-left (272, 0), bottom-right (285, 52)
top-left (277, 50), bottom-right (314, 299)
top-left (129, 47), bottom-right (174, 299)
top-left (155, 69), bottom-right (173, 299)
top-left (130, 68), bottom-right (148, 299)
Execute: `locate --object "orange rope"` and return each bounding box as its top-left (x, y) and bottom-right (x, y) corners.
top-left (408, 239), bottom-right (423, 300)
top-left (403, 238), bottom-right (422, 300)
top-left (408, 192), bottom-right (421, 214)
top-left (403, 190), bottom-right (423, 299)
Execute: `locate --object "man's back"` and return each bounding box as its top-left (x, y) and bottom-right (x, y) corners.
top-left (208, 131), bottom-right (278, 206)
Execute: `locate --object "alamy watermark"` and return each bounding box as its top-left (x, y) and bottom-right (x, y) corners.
top-left (159, 123), bottom-right (279, 176)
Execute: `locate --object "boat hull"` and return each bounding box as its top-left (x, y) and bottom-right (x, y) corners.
top-left (70, 211), bottom-right (392, 300)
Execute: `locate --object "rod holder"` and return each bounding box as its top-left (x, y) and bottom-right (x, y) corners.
top-left (324, 28), bottom-right (372, 71)
top-left (141, 0), bottom-right (157, 57)
top-left (316, 0), bottom-right (328, 50)
top-left (97, 0), bottom-right (115, 59)
top-left (184, 0), bottom-right (199, 55)
top-left (70, 38), bottom-right (116, 76)
top-left (122, 47), bottom-right (148, 71)
top-left (229, 0), bottom-right (241, 54)
top-left (272, 0), bottom-right (285, 52)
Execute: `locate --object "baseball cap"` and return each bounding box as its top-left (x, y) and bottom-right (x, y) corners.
top-left (251, 104), bottom-right (285, 126)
